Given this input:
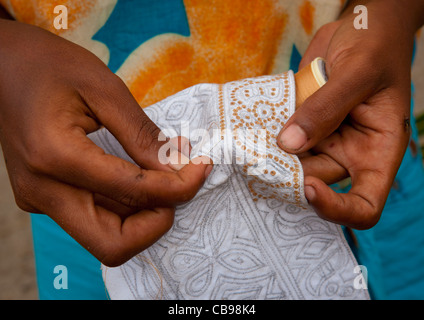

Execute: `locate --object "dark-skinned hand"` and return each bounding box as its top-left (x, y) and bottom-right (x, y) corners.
top-left (278, 0), bottom-right (424, 229)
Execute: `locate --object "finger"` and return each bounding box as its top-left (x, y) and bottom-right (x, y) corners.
top-left (298, 130), bottom-right (349, 185)
top-left (32, 176), bottom-right (175, 267)
top-left (76, 67), bottom-right (173, 171)
top-left (300, 153), bottom-right (348, 185)
top-left (304, 172), bottom-right (389, 230)
top-left (36, 129), bottom-right (212, 208)
top-left (277, 55), bottom-right (380, 154)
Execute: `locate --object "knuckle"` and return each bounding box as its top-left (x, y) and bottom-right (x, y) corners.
top-left (81, 61), bottom-right (120, 89)
top-left (116, 188), bottom-right (146, 209)
top-left (79, 70), bottom-right (124, 107)
top-left (134, 117), bottom-right (162, 153)
top-left (11, 176), bottom-right (36, 212)
top-left (14, 195), bottom-right (34, 212)
top-left (25, 155), bottom-right (50, 175)
top-left (97, 72), bottom-right (124, 93)
top-left (88, 235), bottom-right (130, 268)
top-left (114, 175), bottom-right (150, 208)
top-left (326, 45), bottom-right (353, 71)
top-left (114, 170), bottom-right (203, 209)
top-left (24, 145), bottom-right (48, 174)
top-left (354, 204), bottom-right (381, 230)
top-left (96, 244), bottom-right (129, 268)
top-left (356, 214), bottom-right (380, 230)
top-left (24, 134), bottom-right (64, 175)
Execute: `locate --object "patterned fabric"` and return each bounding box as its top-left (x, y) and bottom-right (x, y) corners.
top-left (90, 71), bottom-right (368, 299)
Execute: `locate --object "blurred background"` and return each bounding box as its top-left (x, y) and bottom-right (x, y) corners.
top-left (1, 30), bottom-right (424, 301)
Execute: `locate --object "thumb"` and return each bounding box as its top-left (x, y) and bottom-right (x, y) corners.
top-left (277, 54), bottom-right (379, 153)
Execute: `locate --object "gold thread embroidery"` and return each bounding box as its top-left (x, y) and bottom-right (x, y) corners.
top-left (224, 72), bottom-right (304, 207)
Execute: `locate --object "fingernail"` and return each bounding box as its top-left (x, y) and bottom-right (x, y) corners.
top-left (279, 124), bottom-right (307, 151)
top-left (304, 185), bottom-right (316, 202)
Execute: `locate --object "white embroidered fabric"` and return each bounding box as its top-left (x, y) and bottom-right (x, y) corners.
top-left (89, 71), bottom-right (369, 300)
